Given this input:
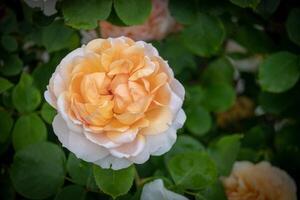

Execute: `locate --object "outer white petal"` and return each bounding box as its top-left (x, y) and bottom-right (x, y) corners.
top-left (170, 79), bottom-right (185, 100)
top-left (94, 155), bottom-right (133, 170)
top-left (44, 90), bottom-right (56, 108)
top-left (84, 131), bottom-right (121, 148)
top-left (168, 85), bottom-right (183, 115)
top-left (110, 135), bottom-right (146, 158)
top-left (53, 114), bottom-right (108, 162)
top-left (141, 179), bottom-right (189, 200)
top-left (146, 126), bottom-right (177, 156)
top-left (172, 109), bottom-right (186, 130)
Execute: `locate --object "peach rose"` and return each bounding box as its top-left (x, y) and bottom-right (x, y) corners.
top-left (100, 0), bottom-right (181, 41)
top-left (221, 161), bottom-right (297, 200)
top-left (44, 37), bottom-right (186, 170)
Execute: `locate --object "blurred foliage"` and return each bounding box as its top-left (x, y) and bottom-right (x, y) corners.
top-left (0, 0), bottom-right (300, 199)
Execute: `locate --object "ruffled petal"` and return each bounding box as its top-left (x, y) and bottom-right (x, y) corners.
top-left (53, 114), bottom-right (108, 162)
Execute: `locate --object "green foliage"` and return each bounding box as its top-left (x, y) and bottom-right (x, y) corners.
top-left (93, 165), bottom-right (135, 199)
top-left (258, 52), bottom-right (300, 93)
top-left (114, 0), bottom-right (152, 25)
top-left (55, 185), bottom-right (86, 200)
top-left (169, 0), bottom-right (198, 25)
top-left (0, 54), bottom-right (23, 76)
top-left (286, 8), bottom-right (300, 46)
top-left (62, 0), bottom-right (113, 29)
top-left (167, 151), bottom-right (217, 190)
top-left (0, 77), bottom-right (13, 93)
top-left (12, 73), bottom-right (41, 113)
top-left (186, 106), bottom-right (212, 136)
top-left (182, 13), bottom-right (225, 57)
top-left (230, 0), bottom-right (261, 8)
top-left (1, 0), bottom-right (300, 199)
top-left (12, 113), bottom-right (47, 151)
top-left (202, 83), bottom-right (236, 112)
top-left (10, 142), bottom-right (66, 199)
top-left (208, 135), bottom-right (242, 176)
top-left (41, 102), bottom-right (56, 124)
top-left (41, 20), bottom-right (79, 52)
top-left (0, 110), bottom-right (13, 143)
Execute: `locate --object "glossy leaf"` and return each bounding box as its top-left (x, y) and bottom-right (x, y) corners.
top-left (114, 0), bottom-right (152, 25)
top-left (12, 113), bottom-right (47, 151)
top-left (12, 73), bottom-right (41, 113)
top-left (167, 151), bottom-right (217, 190)
top-left (259, 52), bottom-right (300, 93)
top-left (62, 0), bottom-right (112, 29)
top-left (0, 77), bottom-right (13, 93)
top-left (10, 142), bottom-right (66, 199)
top-left (208, 134), bottom-right (241, 176)
top-left (182, 13), bottom-right (225, 57)
top-left (93, 165), bottom-right (135, 198)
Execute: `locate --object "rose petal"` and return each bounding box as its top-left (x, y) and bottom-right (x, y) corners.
top-left (53, 114), bottom-right (108, 162)
top-left (141, 179), bottom-right (189, 200)
top-left (106, 129), bottom-right (138, 144)
top-left (146, 126), bottom-right (177, 156)
top-left (94, 155), bottom-right (132, 170)
top-left (110, 134), bottom-right (146, 158)
top-left (84, 131), bottom-right (120, 148)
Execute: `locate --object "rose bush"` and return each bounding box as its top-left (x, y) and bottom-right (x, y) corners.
top-left (1, 0), bottom-right (300, 199)
top-left (45, 37), bottom-right (186, 169)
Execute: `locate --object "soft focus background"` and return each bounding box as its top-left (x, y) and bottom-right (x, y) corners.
top-left (0, 0), bottom-right (300, 199)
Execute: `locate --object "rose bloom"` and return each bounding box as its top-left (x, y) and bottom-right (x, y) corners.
top-left (100, 0), bottom-right (181, 41)
top-left (44, 37), bottom-right (186, 170)
top-left (221, 161), bottom-right (297, 200)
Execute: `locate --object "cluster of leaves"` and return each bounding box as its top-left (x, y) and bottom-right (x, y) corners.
top-left (0, 0), bottom-right (300, 199)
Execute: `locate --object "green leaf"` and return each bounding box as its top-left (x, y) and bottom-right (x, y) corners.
top-left (62, 0), bottom-right (112, 29)
top-left (286, 8), bottom-right (300, 46)
top-left (0, 54), bottom-right (23, 76)
top-left (182, 13), bottom-right (225, 57)
top-left (32, 63), bottom-right (55, 92)
top-left (55, 185), bottom-right (86, 200)
top-left (12, 73), bottom-right (41, 113)
top-left (185, 85), bottom-right (205, 106)
top-left (258, 51), bottom-right (300, 93)
top-left (258, 91), bottom-right (294, 114)
top-left (0, 77), bottom-right (13, 93)
top-left (167, 151), bottom-right (217, 190)
top-left (197, 180), bottom-right (227, 200)
top-left (41, 103), bottom-right (56, 124)
top-left (0, 110), bottom-right (14, 143)
top-left (154, 36), bottom-right (196, 75)
top-left (114, 0), bottom-right (152, 25)
top-left (10, 142), bottom-right (66, 199)
top-left (41, 20), bottom-right (79, 52)
top-left (256, 0), bottom-right (280, 17)
top-left (202, 83), bottom-right (236, 112)
top-left (242, 125), bottom-right (273, 149)
top-left (164, 135), bottom-right (205, 161)
top-left (235, 26), bottom-right (275, 53)
top-left (169, 0), bottom-right (198, 25)
top-left (230, 0), bottom-right (261, 8)
top-left (12, 113), bottom-right (47, 151)
top-left (186, 106), bottom-right (212, 136)
top-left (93, 165), bottom-right (135, 199)
top-left (202, 57), bottom-right (234, 85)
top-left (1, 35), bottom-right (17, 52)
top-left (275, 125), bottom-right (300, 168)
top-left (208, 134), bottom-right (241, 176)
top-left (67, 153), bottom-right (94, 187)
